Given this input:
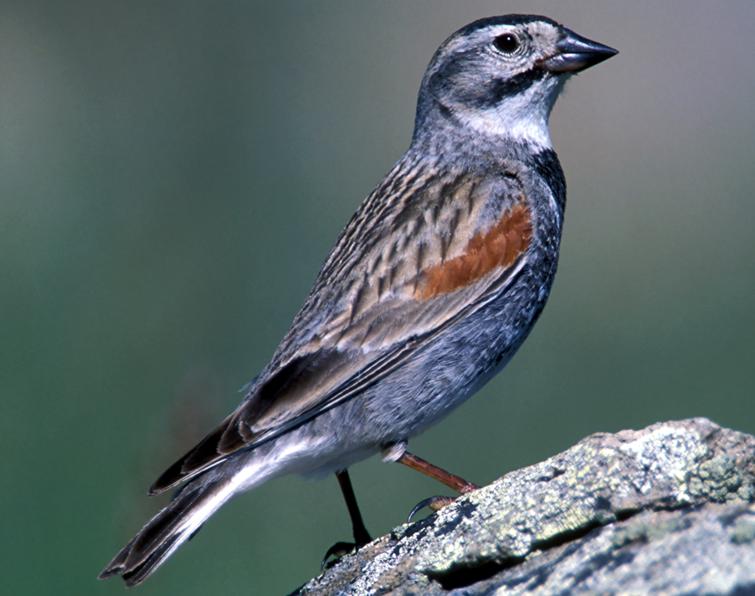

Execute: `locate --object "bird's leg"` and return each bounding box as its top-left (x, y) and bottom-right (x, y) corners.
top-left (396, 450), bottom-right (479, 494)
top-left (384, 443), bottom-right (479, 521)
top-left (336, 469), bottom-right (372, 546)
top-left (321, 469), bottom-right (372, 568)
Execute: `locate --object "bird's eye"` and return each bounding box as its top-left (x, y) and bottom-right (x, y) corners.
top-left (493, 33), bottom-right (520, 54)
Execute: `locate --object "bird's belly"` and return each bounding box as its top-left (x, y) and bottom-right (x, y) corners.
top-left (361, 262), bottom-right (555, 444)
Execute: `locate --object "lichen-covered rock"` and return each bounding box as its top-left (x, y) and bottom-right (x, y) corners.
top-left (462, 502), bottom-right (755, 594)
top-left (296, 418), bottom-right (755, 595)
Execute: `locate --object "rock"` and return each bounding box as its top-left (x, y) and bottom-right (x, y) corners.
top-left (296, 418), bottom-right (755, 595)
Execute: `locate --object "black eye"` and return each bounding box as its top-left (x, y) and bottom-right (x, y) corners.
top-left (493, 33), bottom-right (520, 54)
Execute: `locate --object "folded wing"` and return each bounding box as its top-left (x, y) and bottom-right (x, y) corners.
top-left (151, 164), bottom-right (534, 494)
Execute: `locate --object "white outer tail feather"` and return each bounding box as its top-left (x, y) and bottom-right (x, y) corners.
top-left (100, 451), bottom-right (286, 586)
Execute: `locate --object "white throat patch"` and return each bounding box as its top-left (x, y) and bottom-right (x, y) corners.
top-left (458, 75), bottom-right (565, 149)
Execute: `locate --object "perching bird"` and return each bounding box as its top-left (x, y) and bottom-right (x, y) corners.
top-left (100, 14), bottom-right (617, 586)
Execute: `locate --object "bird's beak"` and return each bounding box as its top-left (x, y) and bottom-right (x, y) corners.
top-left (543, 28), bottom-right (618, 73)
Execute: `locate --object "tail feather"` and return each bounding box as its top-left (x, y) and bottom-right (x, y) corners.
top-left (148, 418), bottom-right (232, 496)
top-left (99, 475), bottom-right (235, 586)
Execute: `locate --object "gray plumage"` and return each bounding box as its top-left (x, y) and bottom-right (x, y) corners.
top-left (100, 14), bottom-right (616, 586)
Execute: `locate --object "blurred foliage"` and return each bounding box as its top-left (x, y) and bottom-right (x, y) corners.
top-left (1, 1), bottom-right (753, 594)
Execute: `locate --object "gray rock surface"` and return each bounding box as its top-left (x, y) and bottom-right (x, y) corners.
top-left (296, 418), bottom-right (755, 595)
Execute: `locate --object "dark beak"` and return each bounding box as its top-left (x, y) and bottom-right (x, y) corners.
top-left (543, 28), bottom-right (618, 73)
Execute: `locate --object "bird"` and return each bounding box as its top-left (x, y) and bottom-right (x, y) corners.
top-left (100, 14), bottom-right (617, 587)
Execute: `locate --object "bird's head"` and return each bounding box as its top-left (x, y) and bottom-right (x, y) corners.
top-left (414, 15), bottom-right (617, 148)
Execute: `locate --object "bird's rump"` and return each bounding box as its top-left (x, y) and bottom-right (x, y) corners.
top-left (150, 166), bottom-right (535, 494)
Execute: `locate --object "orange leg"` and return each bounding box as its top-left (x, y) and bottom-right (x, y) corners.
top-left (397, 451), bottom-right (479, 493)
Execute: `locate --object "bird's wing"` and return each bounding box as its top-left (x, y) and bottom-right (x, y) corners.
top-left (151, 163), bottom-right (535, 494)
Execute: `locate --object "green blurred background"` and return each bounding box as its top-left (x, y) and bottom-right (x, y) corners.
top-left (2, 1), bottom-right (754, 594)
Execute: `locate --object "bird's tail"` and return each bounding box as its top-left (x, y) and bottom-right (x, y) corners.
top-left (99, 460), bottom-right (267, 586)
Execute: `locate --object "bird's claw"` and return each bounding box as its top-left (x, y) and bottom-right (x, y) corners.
top-left (407, 495), bottom-right (456, 522)
top-left (321, 541), bottom-right (357, 570)
top-left (320, 534), bottom-right (372, 571)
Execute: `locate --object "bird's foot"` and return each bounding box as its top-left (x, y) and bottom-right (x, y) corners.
top-left (407, 495), bottom-right (457, 522)
top-left (321, 537), bottom-right (371, 570)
